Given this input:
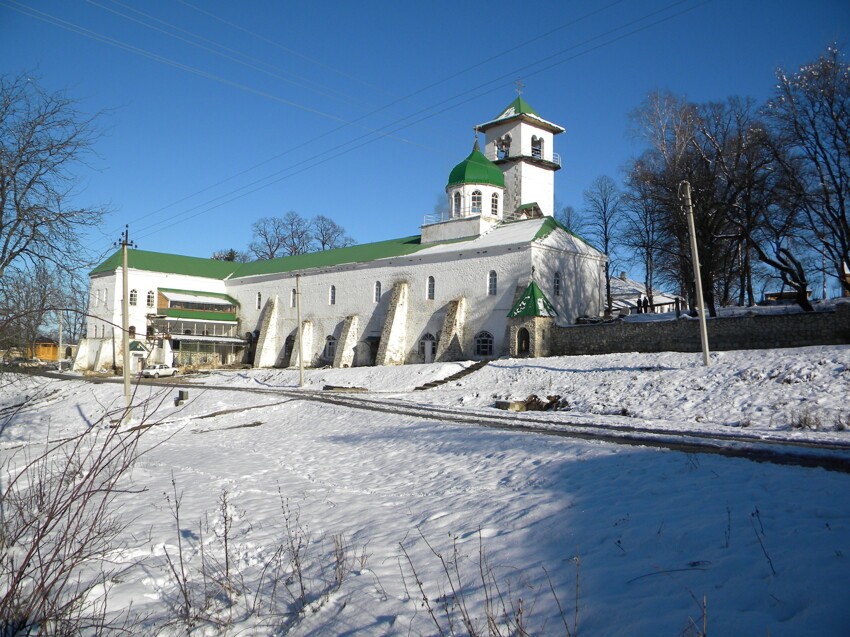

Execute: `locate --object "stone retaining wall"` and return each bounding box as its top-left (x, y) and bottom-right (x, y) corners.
top-left (546, 303), bottom-right (850, 356)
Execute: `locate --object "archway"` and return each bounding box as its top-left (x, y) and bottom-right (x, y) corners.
top-left (517, 328), bottom-right (530, 356)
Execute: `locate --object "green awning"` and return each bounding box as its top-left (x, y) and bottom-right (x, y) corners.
top-left (507, 281), bottom-right (557, 318)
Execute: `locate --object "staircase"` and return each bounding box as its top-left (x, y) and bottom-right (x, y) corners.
top-left (414, 360), bottom-right (489, 391)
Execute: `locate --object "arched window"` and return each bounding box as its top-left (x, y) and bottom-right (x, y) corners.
top-left (491, 192), bottom-right (499, 216)
top-left (374, 281), bottom-right (381, 303)
top-left (471, 190), bottom-right (482, 214)
top-left (426, 276), bottom-right (435, 300)
top-left (129, 289), bottom-right (137, 306)
top-left (128, 325), bottom-right (136, 339)
top-left (531, 135), bottom-right (543, 159)
top-left (146, 290), bottom-right (155, 308)
top-left (324, 335), bottom-right (337, 360)
top-left (488, 270), bottom-right (497, 296)
top-left (554, 271), bottom-right (562, 297)
top-left (474, 331), bottom-right (494, 357)
top-left (453, 191), bottom-right (462, 218)
top-left (256, 292), bottom-right (262, 309)
top-left (329, 285), bottom-right (336, 305)
top-left (102, 289), bottom-right (108, 306)
top-left (291, 288), bottom-right (297, 308)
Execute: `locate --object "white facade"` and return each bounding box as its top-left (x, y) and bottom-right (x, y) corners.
top-left (77, 97), bottom-right (606, 371)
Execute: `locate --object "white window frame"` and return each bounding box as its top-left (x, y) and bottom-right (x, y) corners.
top-left (374, 281), bottom-right (381, 303)
top-left (426, 276), bottom-right (435, 300)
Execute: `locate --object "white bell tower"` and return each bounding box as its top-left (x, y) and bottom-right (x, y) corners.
top-left (477, 94), bottom-right (564, 218)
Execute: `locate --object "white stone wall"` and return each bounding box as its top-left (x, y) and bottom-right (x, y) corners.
top-left (227, 246), bottom-right (534, 366)
top-left (502, 162), bottom-right (556, 217)
top-left (532, 243), bottom-right (606, 325)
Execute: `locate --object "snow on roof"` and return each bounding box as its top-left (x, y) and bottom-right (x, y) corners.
top-left (161, 291), bottom-right (234, 306)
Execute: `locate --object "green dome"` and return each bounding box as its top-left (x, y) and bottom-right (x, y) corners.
top-left (447, 140), bottom-right (505, 188)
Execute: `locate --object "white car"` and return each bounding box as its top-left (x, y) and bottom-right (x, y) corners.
top-left (141, 364), bottom-right (178, 378)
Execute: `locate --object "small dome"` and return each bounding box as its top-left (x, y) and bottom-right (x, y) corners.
top-left (447, 140), bottom-right (505, 188)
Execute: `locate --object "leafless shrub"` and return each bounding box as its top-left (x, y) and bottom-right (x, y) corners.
top-left (790, 409), bottom-right (821, 430)
top-left (0, 395), bottom-right (147, 634)
top-left (833, 412), bottom-right (849, 432)
top-left (399, 528), bottom-right (579, 637)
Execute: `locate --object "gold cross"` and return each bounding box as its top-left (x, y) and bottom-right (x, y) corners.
top-left (515, 79), bottom-right (524, 95)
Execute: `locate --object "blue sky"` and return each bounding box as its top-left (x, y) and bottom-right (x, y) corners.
top-left (2, 0), bottom-right (848, 262)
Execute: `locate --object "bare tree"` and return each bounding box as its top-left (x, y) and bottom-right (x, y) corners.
top-left (312, 215), bottom-right (355, 251)
top-left (555, 204), bottom-right (586, 237)
top-left (582, 176), bottom-right (623, 311)
top-left (622, 163), bottom-right (665, 308)
top-left (765, 45), bottom-right (850, 295)
top-left (0, 72), bottom-right (104, 277)
top-left (212, 248), bottom-right (251, 263)
top-left (0, 263), bottom-right (57, 354)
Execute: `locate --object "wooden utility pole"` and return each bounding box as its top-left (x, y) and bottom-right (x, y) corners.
top-left (679, 182), bottom-right (710, 366)
top-left (118, 226), bottom-right (136, 418)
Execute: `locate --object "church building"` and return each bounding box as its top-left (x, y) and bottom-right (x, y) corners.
top-left (75, 97), bottom-right (606, 372)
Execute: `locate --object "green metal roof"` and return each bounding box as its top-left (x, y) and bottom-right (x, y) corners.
top-left (160, 308), bottom-right (238, 322)
top-left (447, 140), bottom-right (505, 188)
top-left (230, 235), bottom-right (441, 278)
top-left (495, 96), bottom-right (540, 120)
top-left (507, 281), bottom-right (558, 318)
top-left (159, 287), bottom-right (239, 306)
top-left (91, 249), bottom-right (239, 279)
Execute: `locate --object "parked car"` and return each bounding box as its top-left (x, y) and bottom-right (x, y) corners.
top-left (141, 364), bottom-right (178, 378)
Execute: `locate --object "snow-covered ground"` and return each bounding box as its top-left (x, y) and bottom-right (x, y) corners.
top-left (3, 345), bottom-right (850, 635)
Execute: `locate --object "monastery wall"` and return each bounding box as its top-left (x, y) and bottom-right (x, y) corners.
top-left (227, 246), bottom-right (532, 366)
top-left (545, 302), bottom-right (850, 356)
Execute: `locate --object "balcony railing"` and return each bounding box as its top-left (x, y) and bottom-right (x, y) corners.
top-left (423, 208), bottom-right (485, 226)
top-left (484, 148), bottom-right (561, 166)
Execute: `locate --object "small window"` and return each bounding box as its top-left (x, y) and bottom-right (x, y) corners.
top-left (531, 135), bottom-right (543, 159)
top-left (491, 192), bottom-right (499, 216)
top-left (129, 289), bottom-right (137, 306)
top-left (329, 285), bottom-right (336, 305)
top-left (128, 325), bottom-right (136, 338)
top-left (256, 292), bottom-right (262, 309)
top-left (374, 281), bottom-right (381, 303)
top-left (453, 192), bottom-right (462, 218)
top-left (426, 276), bottom-right (435, 300)
top-left (102, 289), bottom-right (108, 306)
top-left (474, 331), bottom-right (494, 357)
top-left (554, 271), bottom-right (562, 297)
top-left (471, 190), bottom-right (482, 214)
top-left (324, 335), bottom-right (337, 360)
top-left (488, 270), bottom-right (497, 296)
top-left (290, 288), bottom-right (296, 308)
top-left (146, 290), bottom-right (155, 308)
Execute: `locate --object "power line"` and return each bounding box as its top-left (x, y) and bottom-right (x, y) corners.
top-left (125, 0), bottom-right (710, 245)
top-left (128, 0), bottom-right (714, 244)
top-left (86, 0), bottom-right (375, 108)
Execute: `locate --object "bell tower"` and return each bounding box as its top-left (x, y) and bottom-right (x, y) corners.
top-left (477, 95), bottom-right (564, 218)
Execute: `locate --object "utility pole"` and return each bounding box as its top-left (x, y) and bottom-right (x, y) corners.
top-left (679, 182), bottom-right (710, 366)
top-left (57, 308), bottom-right (63, 371)
top-left (117, 225), bottom-right (136, 419)
top-left (296, 274), bottom-right (304, 388)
